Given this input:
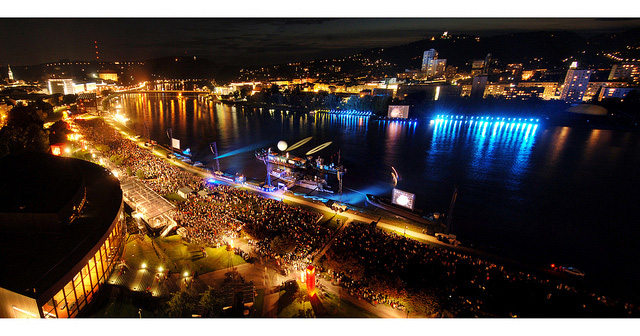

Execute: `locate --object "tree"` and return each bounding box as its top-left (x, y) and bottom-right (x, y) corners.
top-left (48, 120), bottom-right (70, 144)
top-left (0, 103), bottom-right (49, 158)
top-left (294, 288), bottom-right (310, 311)
top-left (164, 291), bottom-right (195, 317)
top-left (200, 286), bottom-right (224, 317)
top-left (6, 103), bottom-right (44, 129)
top-left (62, 94), bottom-right (77, 106)
top-left (49, 94), bottom-right (63, 106)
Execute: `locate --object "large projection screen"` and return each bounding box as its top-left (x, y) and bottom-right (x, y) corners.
top-left (387, 105), bottom-right (410, 119)
top-left (171, 138), bottom-right (181, 150)
top-left (392, 188), bottom-right (415, 210)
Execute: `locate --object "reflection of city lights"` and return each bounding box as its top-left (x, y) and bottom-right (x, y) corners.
top-left (114, 114), bottom-right (129, 124)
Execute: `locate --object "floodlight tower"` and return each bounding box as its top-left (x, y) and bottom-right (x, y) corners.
top-left (445, 186), bottom-right (458, 234)
top-left (255, 148), bottom-right (272, 187)
top-left (210, 142), bottom-right (221, 173)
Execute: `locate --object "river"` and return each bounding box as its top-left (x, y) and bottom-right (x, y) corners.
top-left (114, 92), bottom-right (640, 292)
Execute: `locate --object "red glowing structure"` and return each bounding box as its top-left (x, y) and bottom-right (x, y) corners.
top-left (50, 143), bottom-right (65, 156)
top-left (305, 265), bottom-right (316, 296)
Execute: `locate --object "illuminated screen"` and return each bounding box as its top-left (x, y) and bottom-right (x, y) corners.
top-left (388, 105), bottom-right (410, 119)
top-left (171, 138), bottom-right (181, 150)
top-left (392, 188), bottom-right (415, 210)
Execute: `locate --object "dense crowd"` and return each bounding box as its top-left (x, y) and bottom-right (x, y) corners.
top-left (74, 118), bottom-right (331, 269)
top-left (73, 117), bottom-right (639, 317)
top-left (326, 222), bottom-right (639, 317)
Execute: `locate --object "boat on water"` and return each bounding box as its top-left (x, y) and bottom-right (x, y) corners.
top-left (551, 264), bottom-right (585, 277)
top-left (563, 267), bottom-right (586, 277)
top-left (255, 149), bottom-right (346, 175)
top-left (366, 194), bottom-right (434, 225)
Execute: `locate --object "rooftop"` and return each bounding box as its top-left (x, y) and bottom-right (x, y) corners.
top-left (0, 153), bottom-right (123, 298)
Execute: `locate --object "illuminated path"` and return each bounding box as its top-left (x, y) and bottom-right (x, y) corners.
top-left (312, 218), bottom-right (352, 264)
top-left (82, 115), bottom-right (477, 317)
top-left (103, 114), bottom-right (452, 249)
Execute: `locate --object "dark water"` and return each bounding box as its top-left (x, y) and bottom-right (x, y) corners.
top-left (117, 93), bottom-right (640, 289)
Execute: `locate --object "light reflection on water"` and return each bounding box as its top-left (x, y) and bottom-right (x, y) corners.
top-left (120, 94), bottom-right (640, 285)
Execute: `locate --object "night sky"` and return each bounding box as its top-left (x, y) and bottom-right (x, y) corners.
top-left (2, 18), bottom-right (640, 67)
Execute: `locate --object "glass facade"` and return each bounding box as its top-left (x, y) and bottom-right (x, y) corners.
top-left (40, 215), bottom-right (125, 318)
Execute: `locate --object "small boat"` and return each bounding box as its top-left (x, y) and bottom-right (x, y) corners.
top-left (562, 267), bottom-right (585, 277)
top-left (193, 161), bottom-right (204, 167)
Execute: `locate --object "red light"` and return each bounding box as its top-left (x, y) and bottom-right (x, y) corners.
top-left (305, 265), bottom-right (316, 294)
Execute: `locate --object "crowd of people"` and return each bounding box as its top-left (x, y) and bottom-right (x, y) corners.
top-left (74, 117), bottom-right (331, 271)
top-left (73, 117), bottom-right (638, 317)
top-left (325, 221), bottom-right (638, 317)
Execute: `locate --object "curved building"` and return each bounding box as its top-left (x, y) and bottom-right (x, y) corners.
top-left (0, 152), bottom-right (125, 318)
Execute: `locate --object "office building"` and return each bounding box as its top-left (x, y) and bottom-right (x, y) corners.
top-left (559, 63), bottom-right (592, 103)
top-left (608, 62), bottom-right (640, 82)
top-left (47, 79), bottom-right (75, 95)
top-left (421, 49), bottom-right (438, 72)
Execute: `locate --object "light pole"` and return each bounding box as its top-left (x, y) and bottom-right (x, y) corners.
top-left (138, 308), bottom-right (142, 318)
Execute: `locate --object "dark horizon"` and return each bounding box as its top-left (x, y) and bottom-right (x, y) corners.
top-left (2, 18), bottom-right (640, 67)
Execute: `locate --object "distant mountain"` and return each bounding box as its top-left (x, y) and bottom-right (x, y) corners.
top-left (143, 56), bottom-right (240, 83)
top-left (586, 27), bottom-right (640, 51)
top-left (235, 28), bottom-right (640, 82)
top-left (358, 31), bottom-right (587, 70)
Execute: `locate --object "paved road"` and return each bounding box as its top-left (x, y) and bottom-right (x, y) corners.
top-left (103, 115), bottom-right (450, 249)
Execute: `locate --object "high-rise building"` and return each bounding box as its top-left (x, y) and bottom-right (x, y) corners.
top-left (426, 59), bottom-right (447, 78)
top-left (421, 49), bottom-right (447, 78)
top-left (598, 87), bottom-right (637, 100)
top-left (421, 49), bottom-right (437, 72)
top-left (608, 62), bottom-right (640, 83)
top-left (559, 63), bottom-right (592, 103)
top-left (47, 79), bottom-right (76, 95)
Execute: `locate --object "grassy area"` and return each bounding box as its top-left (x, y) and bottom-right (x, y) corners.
top-left (273, 281), bottom-right (376, 318)
top-left (94, 144), bottom-right (110, 152)
top-left (277, 289), bottom-right (311, 318)
top-left (123, 235), bottom-right (245, 275)
top-left (54, 106), bottom-right (69, 114)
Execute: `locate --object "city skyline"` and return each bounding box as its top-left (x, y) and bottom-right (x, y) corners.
top-left (2, 11), bottom-right (640, 329)
top-left (2, 18), bottom-right (640, 67)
